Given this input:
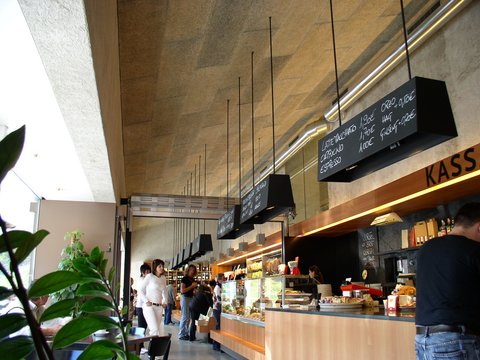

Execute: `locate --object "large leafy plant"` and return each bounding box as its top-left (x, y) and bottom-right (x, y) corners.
top-left (53, 230), bottom-right (87, 303)
top-left (0, 126), bottom-right (138, 359)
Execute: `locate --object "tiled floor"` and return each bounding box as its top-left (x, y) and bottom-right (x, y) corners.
top-left (139, 323), bottom-right (233, 360)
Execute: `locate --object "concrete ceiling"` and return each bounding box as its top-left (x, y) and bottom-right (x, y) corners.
top-left (117, 0), bottom-right (437, 199)
top-left (4, 0), bottom-right (438, 205)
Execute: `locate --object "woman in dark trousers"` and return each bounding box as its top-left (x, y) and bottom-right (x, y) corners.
top-left (188, 285), bottom-right (213, 341)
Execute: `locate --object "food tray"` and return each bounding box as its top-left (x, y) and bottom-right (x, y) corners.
top-left (340, 284), bottom-right (383, 297)
top-left (319, 303), bottom-right (363, 310)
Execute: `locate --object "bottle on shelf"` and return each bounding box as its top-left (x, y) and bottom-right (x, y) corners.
top-left (439, 219), bottom-right (447, 236)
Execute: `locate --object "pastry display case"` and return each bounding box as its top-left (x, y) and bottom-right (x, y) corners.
top-left (246, 249), bottom-right (282, 279)
top-left (221, 275), bottom-right (312, 326)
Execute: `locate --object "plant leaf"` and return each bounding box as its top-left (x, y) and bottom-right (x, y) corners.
top-left (0, 287), bottom-right (13, 301)
top-left (40, 299), bottom-right (76, 323)
top-left (0, 314), bottom-right (27, 339)
top-left (52, 315), bottom-right (118, 349)
top-left (76, 283), bottom-right (110, 297)
top-left (99, 259), bottom-right (108, 276)
top-left (0, 335), bottom-right (34, 360)
top-left (127, 353), bottom-right (141, 360)
top-left (0, 125), bottom-right (25, 184)
top-left (77, 340), bottom-right (123, 360)
top-left (124, 322), bottom-right (131, 336)
top-left (108, 267), bottom-right (116, 285)
top-left (89, 247), bottom-right (103, 267)
top-left (72, 257), bottom-right (102, 280)
top-left (121, 305), bottom-right (128, 316)
top-left (14, 229), bottom-right (49, 264)
top-left (29, 271), bottom-right (83, 297)
top-left (0, 230), bottom-right (31, 253)
top-left (80, 297), bottom-right (115, 313)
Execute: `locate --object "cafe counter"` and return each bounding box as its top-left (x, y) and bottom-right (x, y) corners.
top-left (265, 307), bottom-right (416, 360)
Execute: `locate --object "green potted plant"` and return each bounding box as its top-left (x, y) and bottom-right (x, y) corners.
top-left (0, 126), bottom-right (138, 359)
top-left (53, 231), bottom-right (87, 303)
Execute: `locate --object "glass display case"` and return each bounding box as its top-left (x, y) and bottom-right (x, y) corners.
top-left (246, 249), bottom-right (282, 279)
top-left (221, 275), bottom-right (311, 326)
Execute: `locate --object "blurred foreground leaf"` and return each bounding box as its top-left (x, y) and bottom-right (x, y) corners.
top-left (40, 299), bottom-right (76, 323)
top-left (29, 271), bottom-right (83, 297)
top-left (14, 230), bottom-right (49, 264)
top-left (0, 335), bottom-right (34, 360)
top-left (0, 125), bottom-right (25, 184)
top-left (53, 315), bottom-right (118, 349)
top-left (0, 314), bottom-right (27, 339)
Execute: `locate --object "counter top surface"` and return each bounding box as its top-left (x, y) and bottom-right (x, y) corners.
top-left (266, 306), bottom-right (415, 322)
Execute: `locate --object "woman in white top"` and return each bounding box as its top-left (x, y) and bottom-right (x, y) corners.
top-left (139, 259), bottom-right (167, 335)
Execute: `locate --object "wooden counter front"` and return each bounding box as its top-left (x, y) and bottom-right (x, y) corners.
top-left (210, 315), bottom-right (265, 360)
top-left (265, 310), bottom-right (415, 360)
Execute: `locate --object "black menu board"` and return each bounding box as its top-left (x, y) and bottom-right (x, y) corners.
top-left (318, 78), bottom-right (418, 181)
top-left (240, 178), bottom-right (269, 223)
top-left (217, 206), bottom-right (236, 239)
top-left (358, 227), bottom-right (378, 270)
top-left (318, 77), bottom-right (457, 182)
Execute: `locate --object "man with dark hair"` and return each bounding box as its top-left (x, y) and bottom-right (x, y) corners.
top-left (415, 202), bottom-right (480, 360)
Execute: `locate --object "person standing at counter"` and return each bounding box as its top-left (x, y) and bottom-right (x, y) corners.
top-left (178, 264), bottom-right (198, 340)
top-left (212, 273), bottom-right (223, 351)
top-left (140, 259), bottom-right (167, 336)
top-left (415, 203), bottom-right (480, 360)
top-left (308, 265), bottom-right (325, 284)
top-left (164, 282), bottom-right (176, 325)
top-left (188, 285), bottom-right (213, 341)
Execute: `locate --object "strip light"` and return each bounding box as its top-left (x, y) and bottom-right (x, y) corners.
top-left (217, 242), bottom-right (282, 266)
top-left (300, 169), bottom-right (480, 237)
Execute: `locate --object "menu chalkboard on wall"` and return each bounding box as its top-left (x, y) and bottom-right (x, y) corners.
top-left (358, 227), bottom-right (378, 271)
top-left (217, 206), bottom-right (236, 239)
top-left (318, 77), bottom-right (457, 182)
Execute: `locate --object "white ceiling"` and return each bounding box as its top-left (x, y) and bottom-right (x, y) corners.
top-left (0, 0), bottom-right (114, 202)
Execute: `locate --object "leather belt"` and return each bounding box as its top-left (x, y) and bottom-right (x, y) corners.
top-left (416, 325), bottom-right (479, 336)
top-left (151, 302), bottom-right (161, 306)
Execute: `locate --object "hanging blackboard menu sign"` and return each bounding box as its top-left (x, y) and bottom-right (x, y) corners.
top-left (217, 206), bottom-right (236, 239)
top-left (358, 227), bottom-right (378, 271)
top-left (217, 205), bottom-right (254, 239)
top-left (318, 77), bottom-right (457, 182)
top-left (240, 174), bottom-right (294, 224)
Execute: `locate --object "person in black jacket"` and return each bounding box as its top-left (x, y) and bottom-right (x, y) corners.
top-left (189, 285), bottom-right (213, 341)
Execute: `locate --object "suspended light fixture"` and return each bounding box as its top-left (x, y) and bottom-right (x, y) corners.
top-left (317, 0), bottom-right (457, 182)
top-left (217, 94), bottom-right (254, 239)
top-left (240, 17), bottom-right (294, 225)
